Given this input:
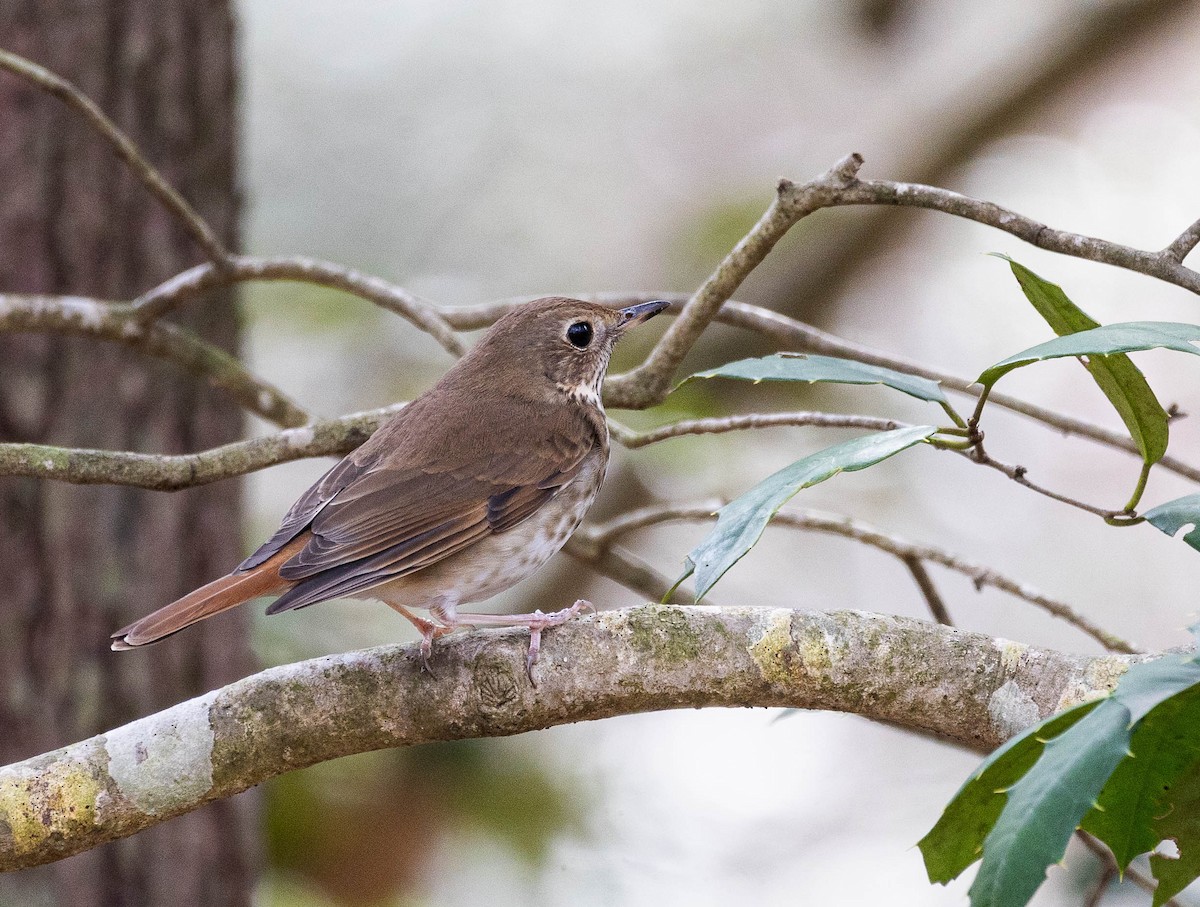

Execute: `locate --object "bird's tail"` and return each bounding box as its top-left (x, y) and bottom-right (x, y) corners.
top-left (111, 562), bottom-right (293, 650)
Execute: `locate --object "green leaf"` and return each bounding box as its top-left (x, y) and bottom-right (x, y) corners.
top-left (995, 256), bottom-right (1171, 465)
top-left (969, 698), bottom-right (1133, 907)
top-left (680, 426), bottom-right (935, 600)
top-left (977, 322), bottom-right (1200, 389)
top-left (919, 700), bottom-right (1100, 884)
top-left (1144, 494), bottom-right (1200, 553)
top-left (1150, 755), bottom-right (1200, 906)
top-left (1084, 683), bottom-right (1200, 870)
top-left (689, 353), bottom-right (947, 403)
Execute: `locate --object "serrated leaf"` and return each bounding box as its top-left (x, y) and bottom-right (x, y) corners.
top-left (1083, 683), bottom-right (1200, 870)
top-left (977, 322), bottom-right (1200, 389)
top-left (1144, 494), bottom-right (1200, 553)
top-left (680, 426), bottom-right (935, 600)
top-left (995, 256), bottom-right (1171, 465)
top-left (919, 700), bottom-right (1099, 884)
top-left (1109, 655), bottom-right (1200, 723)
top-left (689, 353), bottom-right (947, 403)
top-left (969, 698), bottom-right (1133, 907)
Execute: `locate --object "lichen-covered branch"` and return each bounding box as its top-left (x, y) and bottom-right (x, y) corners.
top-left (0, 294), bottom-right (308, 428)
top-left (0, 606), bottom-right (1139, 872)
top-left (0, 405), bottom-right (404, 490)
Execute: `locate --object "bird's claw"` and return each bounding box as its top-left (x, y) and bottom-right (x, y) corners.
top-left (524, 600), bottom-right (592, 684)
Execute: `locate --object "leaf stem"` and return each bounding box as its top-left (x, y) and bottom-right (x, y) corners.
top-left (1123, 461), bottom-right (1153, 514)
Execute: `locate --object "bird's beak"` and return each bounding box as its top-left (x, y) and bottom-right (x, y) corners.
top-left (616, 299), bottom-right (671, 329)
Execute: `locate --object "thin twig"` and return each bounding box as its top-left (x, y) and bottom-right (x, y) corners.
top-left (609, 412), bottom-right (904, 448)
top-left (0, 405), bottom-right (403, 490)
top-left (564, 537), bottom-right (694, 605)
top-left (602, 154), bottom-right (867, 408)
top-left (1075, 832), bottom-right (1185, 907)
top-left (0, 294), bottom-right (308, 428)
top-left (831, 178), bottom-right (1200, 294)
top-left (579, 502), bottom-right (1138, 653)
top-left (903, 557), bottom-right (954, 626)
top-left (0, 49), bottom-right (228, 265)
top-left (970, 451), bottom-right (1123, 519)
top-left (610, 409), bottom-right (1137, 522)
top-left (128, 255), bottom-right (465, 355)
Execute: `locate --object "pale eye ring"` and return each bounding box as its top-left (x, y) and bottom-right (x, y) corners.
top-left (566, 321), bottom-right (594, 349)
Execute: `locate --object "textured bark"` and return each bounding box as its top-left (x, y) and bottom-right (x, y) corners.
top-left (0, 607), bottom-right (1142, 872)
top-left (0, 4), bottom-right (257, 905)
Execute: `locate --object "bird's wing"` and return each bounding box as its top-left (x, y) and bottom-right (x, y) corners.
top-left (249, 397), bottom-right (603, 613)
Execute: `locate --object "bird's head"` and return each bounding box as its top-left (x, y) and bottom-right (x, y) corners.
top-left (463, 297), bottom-right (670, 406)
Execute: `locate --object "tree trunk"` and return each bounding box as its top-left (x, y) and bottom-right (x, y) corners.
top-left (0, 3), bottom-right (258, 905)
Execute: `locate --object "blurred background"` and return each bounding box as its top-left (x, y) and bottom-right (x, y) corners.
top-left (235, 2), bottom-right (1200, 905)
top-left (238, 1), bottom-right (1200, 905)
top-left (7, 0), bottom-right (1200, 904)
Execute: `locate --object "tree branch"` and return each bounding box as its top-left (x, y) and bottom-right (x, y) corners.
top-left (603, 155), bottom-right (867, 408)
top-left (0, 48), bottom-right (228, 265)
top-left (0, 294), bottom-right (308, 428)
top-left (0, 405), bottom-right (403, 490)
top-left (0, 606), bottom-right (1140, 872)
top-left (128, 255), bottom-right (466, 356)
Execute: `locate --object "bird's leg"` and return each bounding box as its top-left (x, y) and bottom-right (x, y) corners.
top-left (383, 601), bottom-right (451, 674)
top-left (430, 600), bottom-right (594, 681)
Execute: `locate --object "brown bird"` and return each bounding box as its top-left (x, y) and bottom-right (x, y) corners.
top-left (111, 297), bottom-right (669, 675)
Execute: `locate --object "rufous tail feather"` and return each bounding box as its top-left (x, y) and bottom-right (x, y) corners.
top-left (111, 550), bottom-right (297, 650)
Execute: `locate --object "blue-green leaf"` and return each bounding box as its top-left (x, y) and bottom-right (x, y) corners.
top-left (969, 699), bottom-right (1133, 907)
top-left (1144, 494), bottom-right (1200, 553)
top-left (977, 322), bottom-right (1200, 389)
top-left (680, 426), bottom-right (935, 600)
top-left (689, 353), bottom-right (947, 403)
top-left (995, 256), bottom-right (1171, 465)
top-left (919, 700), bottom-right (1100, 884)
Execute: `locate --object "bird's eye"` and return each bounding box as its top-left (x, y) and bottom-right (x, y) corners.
top-left (566, 321), bottom-right (594, 349)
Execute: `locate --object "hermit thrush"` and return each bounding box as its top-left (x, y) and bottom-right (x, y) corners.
top-left (112, 297), bottom-right (669, 675)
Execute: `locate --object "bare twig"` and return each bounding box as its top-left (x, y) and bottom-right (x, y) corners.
top-left (0, 48), bottom-right (228, 265)
top-left (829, 178), bottom-right (1200, 294)
top-left (129, 255), bottom-right (465, 355)
top-left (969, 450), bottom-right (1125, 520)
top-left (579, 502), bottom-right (1137, 653)
top-left (609, 411), bottom-right (904, 448)
top-left (0, 294), bottom-right (308, 428)
top-left (0, 607), bottom-right (1140, 871)
top-left (610, 409), bottom-right (1138, 523)
top-left (903, 557), bottom-right (954, 626)
top-left (564, 537), bottom-right (694, 605)
top-left (1075, 832), bottom-right (1185, 907)
top-left (603, 154), bottom-right (867, 408)
top-left (0, 405), bottom-right (403, 490)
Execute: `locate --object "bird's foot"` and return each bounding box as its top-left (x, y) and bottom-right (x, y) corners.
top-left (417, 622), bottom-right (453, 675)
top-left (523, 600), bottom-right (593, 683)
top-left (435, 599), bottom-right (594, 684)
